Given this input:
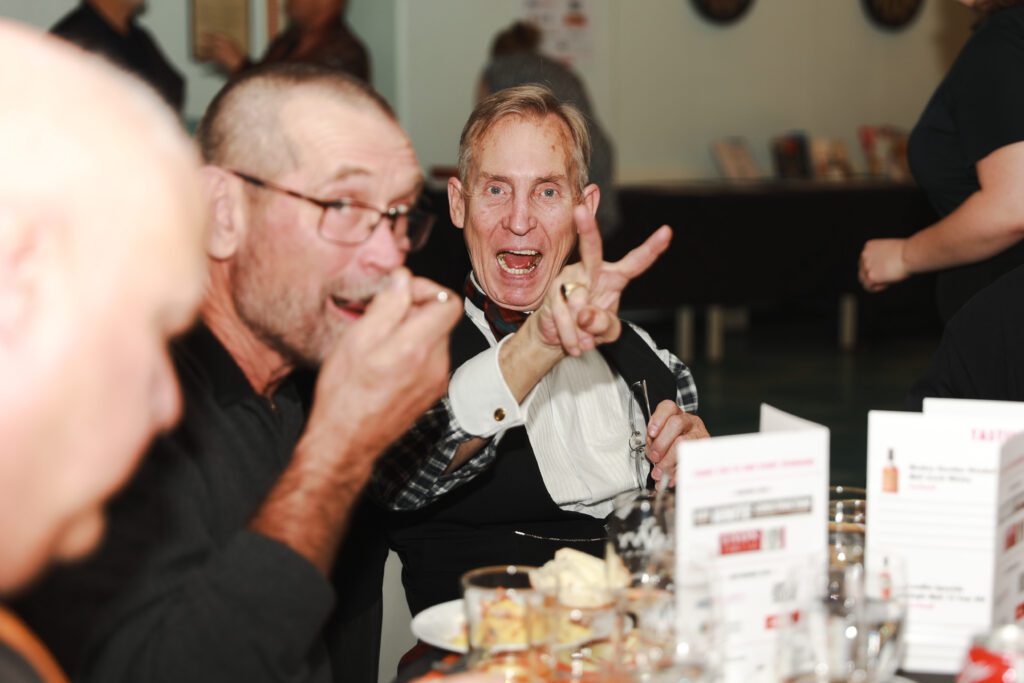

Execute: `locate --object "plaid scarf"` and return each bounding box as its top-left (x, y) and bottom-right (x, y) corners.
top-left (463, 273), bottom-right (530, 341)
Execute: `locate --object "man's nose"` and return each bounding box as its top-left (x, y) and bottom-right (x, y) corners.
top-left (505, 193), bottom-right (535, 236)
top-left (359, 217), bottom-right (405, 273)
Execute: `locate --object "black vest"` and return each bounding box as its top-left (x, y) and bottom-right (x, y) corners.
top-left (386, 314), bottom-right (676, 616)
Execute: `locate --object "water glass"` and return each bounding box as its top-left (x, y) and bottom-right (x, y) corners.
top-left (607, 490), bottom-right (674, 580)
top-left (777, 553), bottom-right (906, 683)
top-left (829, 486), bottom-right (866, 569)
top-left (462, 565), bottom-right (555, 682)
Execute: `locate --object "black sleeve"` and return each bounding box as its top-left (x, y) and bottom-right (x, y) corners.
top-left (951, 19), bottom-right (1024, 164)
top-left (17, 436), bottom-right (335, 683)
top-left (906, 265), bottom-right (1024, 409)
top-left (906, 324), bottom-right (979, 410)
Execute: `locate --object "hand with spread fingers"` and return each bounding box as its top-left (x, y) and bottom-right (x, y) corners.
top-left (646, 399), bottom-right (709, 485)
top-left (533, 205), bottom-right (673, 357)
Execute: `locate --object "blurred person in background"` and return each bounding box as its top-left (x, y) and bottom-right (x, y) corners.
top-left (0, 18), bottom-right (205, 682)
top-left (51, 0), bottom-right (184, 112)
top-left (860, 0), bottom-right (1024, 322)
top-left (200, 0), bottom-right (369, 82)
top-left (479, 21), bottom-right (621, 238)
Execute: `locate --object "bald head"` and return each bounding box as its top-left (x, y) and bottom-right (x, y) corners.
top-left (197, 62), bottom-right (394, 178)
top-left (0, 20), bottom-right (206, 592)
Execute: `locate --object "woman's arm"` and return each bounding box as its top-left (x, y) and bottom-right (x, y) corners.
top-left (860, 140), bottom-right (1024, 292)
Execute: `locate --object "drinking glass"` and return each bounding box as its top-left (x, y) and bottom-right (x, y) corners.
top-left (607, 490), bottom-right (674, 581)
top-left (625, 554), bottom-right (715, 683)
top-left (777, 553), bottom-right (906, 683)
top-left (829, 486), bottom-right (866, 569)
top-left (549, 580), bottom-right (618, 681)
top-left (462, 565), bottom-right (555, 682)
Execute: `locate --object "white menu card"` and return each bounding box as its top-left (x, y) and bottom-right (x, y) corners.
top-left (867, 401), bottom-right (1024, 674)
top-left (676, 404), bottom-right (829, 683)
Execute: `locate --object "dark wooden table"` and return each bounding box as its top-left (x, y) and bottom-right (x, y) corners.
top-left (413, 179), bottom-right (940, 362)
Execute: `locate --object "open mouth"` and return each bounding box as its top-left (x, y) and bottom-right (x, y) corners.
top-left (497, 249), bottom-right (542, 275)
top-left (330, 294), bottom-right (371, 317)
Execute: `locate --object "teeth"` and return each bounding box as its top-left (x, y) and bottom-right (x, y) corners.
top-left (497, 250), bottom-right (541, 275)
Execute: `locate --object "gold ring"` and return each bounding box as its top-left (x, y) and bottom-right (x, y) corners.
top-left (560, 282), bottom-right (587, 301)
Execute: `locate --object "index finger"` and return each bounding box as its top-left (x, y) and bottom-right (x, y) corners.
top-left (614, 225), bottom-right (672, 279)
top-left (574, 205), bottom-right (603, 282)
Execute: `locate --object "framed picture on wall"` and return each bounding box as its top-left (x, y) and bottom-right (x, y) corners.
top-left (191, 0), bottom-right (249, 61)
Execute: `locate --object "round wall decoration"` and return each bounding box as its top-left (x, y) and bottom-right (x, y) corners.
top-left (690, 0), bottom-right (754, 25)
top-left (862, 0), bottom-right (924, 29)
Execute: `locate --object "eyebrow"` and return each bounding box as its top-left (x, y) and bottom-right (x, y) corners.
top-left (324, 165), bottom-right (371, 183)
top-left (478, 172), bottom-right (568, 185)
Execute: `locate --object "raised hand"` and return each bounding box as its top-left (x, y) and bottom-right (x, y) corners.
top-left (305, 268), bottom-right (461, 461)
top-left (252, 269), bottom-right (461, 575)
top-left (533, 205), bottom-right (672, 357)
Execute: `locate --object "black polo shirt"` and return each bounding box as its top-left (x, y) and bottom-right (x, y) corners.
top-left (13, 324), bottom-right (388, 683)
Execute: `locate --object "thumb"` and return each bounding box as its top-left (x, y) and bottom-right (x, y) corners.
top-left (360, 268), bottom-right (412, 333)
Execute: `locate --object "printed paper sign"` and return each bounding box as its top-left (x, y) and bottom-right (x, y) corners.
top-left (676, 404), bottom-right (829, 683)
top-left (867, 405), bottom-right (1024, 673)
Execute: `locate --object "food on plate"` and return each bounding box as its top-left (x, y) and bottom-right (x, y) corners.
top-left (531, 547), bottom-right (629, 608)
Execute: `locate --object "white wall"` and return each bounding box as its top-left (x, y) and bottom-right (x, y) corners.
top-left (394, 0), bottom-right (974, 181)
top-left (0, 1), bottom-right (974, 179)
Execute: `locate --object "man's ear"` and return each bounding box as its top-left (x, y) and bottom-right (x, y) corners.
top-left (448, 176), bottom-right (466, 229)
top-left (581, 183), bottom-right (601, 219)
top-left (200, 166), bottom-right (246, 260)
top-left (0, 208), bottom-right (50, 347)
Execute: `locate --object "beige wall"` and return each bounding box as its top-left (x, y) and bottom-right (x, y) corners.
top-left (393, 0), bottom-right (974, 181)
top-left (0, 1), bottom-right (974, 179)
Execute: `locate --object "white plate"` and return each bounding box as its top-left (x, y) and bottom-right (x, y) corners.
top-left (411, 598), bottom-right (468, 653)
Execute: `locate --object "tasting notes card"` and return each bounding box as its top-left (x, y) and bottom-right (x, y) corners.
top-left (676, 405), bottom-right (829, 683)
top-left (867, 399), bottom-right (1024, 673)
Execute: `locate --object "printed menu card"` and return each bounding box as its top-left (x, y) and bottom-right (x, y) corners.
top-left (866, 400), bottom-right (1024, 674)
top-left (676, 404), bottom-right (829, 683)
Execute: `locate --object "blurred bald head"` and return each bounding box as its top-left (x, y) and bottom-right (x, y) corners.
top-left (0, 20), bottom-right (206, 592)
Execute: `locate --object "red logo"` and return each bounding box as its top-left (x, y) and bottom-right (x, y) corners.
top-left (957, 647), bottom-right (1015, 683)
top-left (720, 530), bottom-right (762, 555)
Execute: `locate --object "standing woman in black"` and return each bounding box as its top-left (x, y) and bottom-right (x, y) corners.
top-left (860, 0), bottom-right (1024, 322)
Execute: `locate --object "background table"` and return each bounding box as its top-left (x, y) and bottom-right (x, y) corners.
top-left (413, 179), bottom-right (939, 362)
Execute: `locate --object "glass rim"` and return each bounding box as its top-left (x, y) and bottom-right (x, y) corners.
top-left (461, 564), bottom-right (540, 591)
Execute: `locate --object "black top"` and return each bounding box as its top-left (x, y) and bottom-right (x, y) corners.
top-left (12, 325), bottom-right (388, 683)
top-left (261, 22), bottom-right (370, 83)
top-left (908, 263), bottom-right (1024, 409)
top-left (908, 5), bottom-right (1024, 321)
top-left (51, 2), bottom-right (184, 112)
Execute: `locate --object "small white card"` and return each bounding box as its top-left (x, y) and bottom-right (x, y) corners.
top-left (676, 404), bottom-right (829, 683)
top-left (867, 402), bottom-right (1024, 674)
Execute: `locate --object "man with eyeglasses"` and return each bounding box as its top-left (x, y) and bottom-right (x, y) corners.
top-left (375, 85), bottom-right (709, 622)
top-left (13, 63), bottom-right (460, 683)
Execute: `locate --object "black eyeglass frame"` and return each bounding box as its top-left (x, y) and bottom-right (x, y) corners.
top-left (226, 169), bottom-right (434, 252)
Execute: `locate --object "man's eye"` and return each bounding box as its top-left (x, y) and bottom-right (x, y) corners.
top-left (540, 188), bottom-right (557, 198)
top-left (486, 186), bottom-right (502, 195)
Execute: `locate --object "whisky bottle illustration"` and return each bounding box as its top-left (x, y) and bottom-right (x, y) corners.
top-left (882, 448), bottom-right (899, 493)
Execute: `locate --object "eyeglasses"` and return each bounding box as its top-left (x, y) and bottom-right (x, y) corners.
top-left (227, 169), bottom-right (435, 252)
top-left (628, 379), bottom-right (653, 491)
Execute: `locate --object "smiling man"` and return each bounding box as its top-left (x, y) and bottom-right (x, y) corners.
top-left (376, 85), bottom-right (709, 618)
top-left (13, 63), bottom-right (461, 683)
